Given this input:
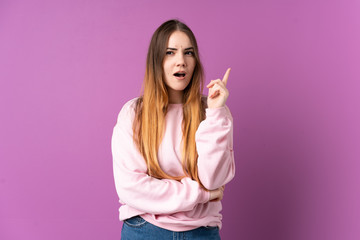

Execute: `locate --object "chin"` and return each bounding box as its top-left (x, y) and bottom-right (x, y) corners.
top-left (168, 82), bottom-right (191, 91)
top-left (170, 86), bottom-right (187, 92)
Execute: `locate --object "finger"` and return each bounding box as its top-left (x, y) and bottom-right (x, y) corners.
top-left (209, 90), bottom-right (220, 99)
top-left (206, 82), bottom-right (213, 88)
top-left (208, 79), bottom-right (224, 88)
top-left (209, 82), bottom-right (225, 94)
top-left (206, 79), bottom-right (221, 88)
top-left (210, 88), bottom-right (226, 99)
top-left (208, 84), bottom-right (221, 98)
top-left (209, 89), bottom-right (217, 98)
top-left (209, 83), bottom-right (228, 98)
top-left (222, 68), bottom-right (231, 86)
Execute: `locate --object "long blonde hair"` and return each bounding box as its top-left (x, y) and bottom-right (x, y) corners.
top-left (133, 19), bottom-right (207, 189)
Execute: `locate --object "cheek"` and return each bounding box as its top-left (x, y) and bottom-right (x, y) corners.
top-left (163, 62), bottom-right (172, 75)
top-left (190, 59), bottom-right (196, 71)
top-left (189, 62), bottom-right (196, 75)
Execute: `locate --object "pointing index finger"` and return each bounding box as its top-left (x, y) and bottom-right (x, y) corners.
top-left (222, 68), bottom-right (231, 85)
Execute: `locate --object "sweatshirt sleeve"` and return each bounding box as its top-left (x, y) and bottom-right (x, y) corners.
top-left (111, 99), bottom-right (210, 215)
top-left (195, 105), bottom-right (235, 190)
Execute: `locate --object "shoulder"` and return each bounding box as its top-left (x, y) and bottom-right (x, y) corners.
top-left (122, 97), bottom-right (139, 111)
top-left (116, 97), bottom-right (140, 123)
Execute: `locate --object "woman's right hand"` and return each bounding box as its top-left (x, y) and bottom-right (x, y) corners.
top-left (209, 185), bottom-right (225, 202)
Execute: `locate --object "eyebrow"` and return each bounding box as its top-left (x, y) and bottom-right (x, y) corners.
top-left (167, 47), bottom-right (194, 51)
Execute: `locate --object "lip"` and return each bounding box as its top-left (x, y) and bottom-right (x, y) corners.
top-left (173, 71), bottom-right (187, 80)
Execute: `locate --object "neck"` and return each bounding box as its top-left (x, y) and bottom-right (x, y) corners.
top-left (168, 88), bottom-right (183, 104)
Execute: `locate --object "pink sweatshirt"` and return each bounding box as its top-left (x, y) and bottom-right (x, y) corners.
top-left (111, 98), bottom-right (235, 231)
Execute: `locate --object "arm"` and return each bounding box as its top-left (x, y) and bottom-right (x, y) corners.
top-left (111, 99), bottom-right (210, 215)
top-left (195, 105), bottom-right (235, 190)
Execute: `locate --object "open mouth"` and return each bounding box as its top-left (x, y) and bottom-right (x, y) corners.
top-left (173, 72), bottom-right (186, 78)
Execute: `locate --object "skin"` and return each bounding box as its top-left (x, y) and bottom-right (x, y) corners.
top-left (163, 31), bottom-right (231, 201)
top-left (163, 31), bottom-right (196, 104)
top-left (206, 68), bottom-right (231, 109)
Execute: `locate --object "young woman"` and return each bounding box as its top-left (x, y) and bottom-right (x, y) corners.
top-left (111, 19), bottom-right (235, 240)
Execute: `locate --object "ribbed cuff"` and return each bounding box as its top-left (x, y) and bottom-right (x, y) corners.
top-left (205, 106), bottom-right (231, 126)
top-left (199, 188), bottom-right (211, 203)
top-left (205, 106), bottom-right (228, 118)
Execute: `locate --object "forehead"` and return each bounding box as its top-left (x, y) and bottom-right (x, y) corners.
top-left (167, 31), bottom-right (192, 48)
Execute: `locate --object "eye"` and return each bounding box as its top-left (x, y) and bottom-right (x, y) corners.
top-left (166, 51), bottom-right (174, 55)
top-left (185, 51), bottom-right (194, 56)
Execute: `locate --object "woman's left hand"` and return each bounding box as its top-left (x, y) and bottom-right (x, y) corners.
top-left (206, 68), bottom-right (231, 109)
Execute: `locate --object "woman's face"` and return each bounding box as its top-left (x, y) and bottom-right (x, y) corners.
top-left (162, 31), bottom-right (196, 96)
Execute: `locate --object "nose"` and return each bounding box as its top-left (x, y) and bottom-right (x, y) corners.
top-left (176, 53), bottom-right (186, 67)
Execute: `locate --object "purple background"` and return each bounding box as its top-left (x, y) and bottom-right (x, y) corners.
top-left (1, 0), bottom-right (359, 239)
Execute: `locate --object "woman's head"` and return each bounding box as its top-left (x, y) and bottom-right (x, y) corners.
top-left (162, 30), bottom-right (195, 102)
top-left (144, 19), bottom-right (204, 104)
